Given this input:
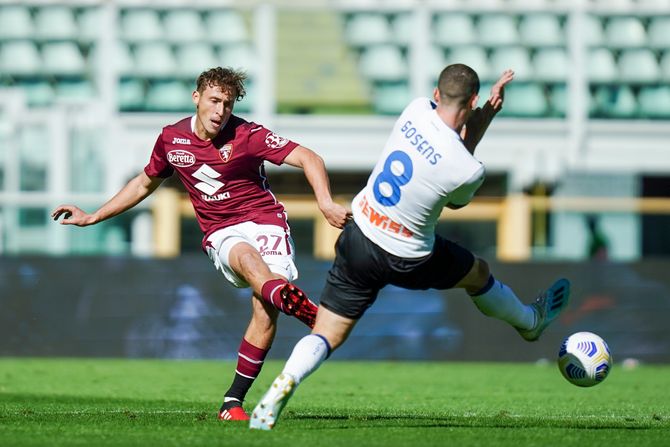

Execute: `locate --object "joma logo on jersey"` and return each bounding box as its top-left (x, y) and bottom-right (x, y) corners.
top-left (172, 137), bottom-right (191, 145)
top-left (167, 150), bottom-right (196, 167)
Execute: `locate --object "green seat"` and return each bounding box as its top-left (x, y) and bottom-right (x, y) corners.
top-left (118, 78), bottom-right (146, 111)
top-left (490, 46), bottom-right (533, 82)
top-left (358, 44), bottom-right (407, 82)
top-left (648, 17), bottom-right (670, 49)
top-left (593, 85), bottom-right (637, 118)
top-left (0, 41), bottom-right (41, 77)
top-left (618, 49), bottom-right (660, 83)
top-left (204, 10), bottom-right (248, 44)
top-left (605, 16), bottom-right (647, 48)
top-left (21, 80), bottom-right (55, 107)
top-left (134, 42), bottom-right (177, 78)
top-left (163, 9), bottom-right (204, 43)
top-left (392, 13), bottom-right (413, 46)
top-left (372, 82), bottom-right (411, 115)
top-left (519, 13), bottom-right (564, 47)
top-left (55, 79), bottom-right (96, 102)
top-left (34, 6), bottom-right (78, 40)
top-left (638, 86), bottom-right (670, 118)
top-left (588, 48), bottom-right (618, 83)
top-left (499, 83), bottom-right (548, 117)
top-left (533, 48), bottom-right (568, 82)
top-left (345, 13), bottom-right (392, 47)
top-left (434, 12), bottom-right (476, 46)
top-left (548, 84), bottom-right (567, 117)
top-left (0, 5), bottom-right (33, 39)
top-left (661, 52), bottom-right (670, 82)
top-left (584, 15), bottom-right (605, 47)
top-left (477, 14), bottom-right (519, 46)
top-left (42, 42), bottom-right (86, 77)
top-left (78, 7), bottom-right (101, 41)
top-left (218, 43), bottom-right (257, 77)
top-left (175, 43), bottom-right (218, 78)
top-left (121, 9), bottom-right (163, 41)
top-left (145, 80), bottom-right (192, 112)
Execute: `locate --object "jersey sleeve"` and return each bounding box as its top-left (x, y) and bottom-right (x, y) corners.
top-left (246, 124), bottom-right (299, 165)
top-left (448, 165), bottom-right (485, 207)
top-left (143, 133), bottom-right (174, 178)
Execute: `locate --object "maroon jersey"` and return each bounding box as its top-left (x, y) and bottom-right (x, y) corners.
top-left (144, 115), bottom-right (299, 248)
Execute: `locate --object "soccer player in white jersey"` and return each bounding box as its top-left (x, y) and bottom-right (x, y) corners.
top-left (249, 64), bottom-right (571, 430)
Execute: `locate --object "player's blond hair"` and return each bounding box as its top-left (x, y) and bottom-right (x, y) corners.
top-left (196, 67), bottom-right (247, 101)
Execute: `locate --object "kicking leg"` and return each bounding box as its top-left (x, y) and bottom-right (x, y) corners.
top-left (249, 306), bottom-right (357, 430)
top-left (229, 242), bottom-right (318, 327)
top-left (457, 257), bottom-right (570, 341)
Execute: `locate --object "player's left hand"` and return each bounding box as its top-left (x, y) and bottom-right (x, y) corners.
top-left (488, 69), bottom-right (514, 112)
top-left (320, 202), bottom-right (352, 229)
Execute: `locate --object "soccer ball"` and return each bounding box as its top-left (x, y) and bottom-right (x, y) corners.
top-left (557, 331), bottom-right (612, 387)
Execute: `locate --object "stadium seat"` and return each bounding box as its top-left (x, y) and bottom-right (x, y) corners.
top-left (445, 46), bottom-right (492, 81)
top-left (490, 46), bottom-right (533, 82)
top-left (618, 49), bottom-right (660, 83)
top-left (91, 43), bottom-right (134, 77)
top-left (519, 13), bottom-right (564, 47)
top-left (593, 85), bottom-right (638, 118)
top-left (428, 45), bottom-right (447, 77)
top-left (204, 10), bottom-right (248, 44)
top-left (134, 42), bottom-right (177, 78)
top-left (583, 15), bottom-right (605, 47)
top-left (433, 12), bottom-right (476, 46)
top-left (121, 9), bottom-right (163, 41)
top-left (647, 17), bottom-right (670, 49)
top-left (163, 9), bottom-right (204, 43)
top-left (548, 84), bottom-right (567, 117)
top-left (345, 13), bottom-right (392, 47)
top-left (476, 14), bottom-right (519, 46)
top-left (661, 51), bottom-right (670, 81)
top-left (372, 82), bottom-right (412, 115)
top-left (118, 78), bottom-right (146, 111)
top-left (218, 43), bottom-right (257, 76)
top-left (117, 79), bottom-right (146, 112)
top-left (588, 48), bottom-right (618, 83)
top-left (78, 7), bottom-right (101, 41)
top-left (533, 48), bottom-right (568, 82)
top-left (0, 41), bottom-right (41, 77)
top-left (34, 6), bottom-right (78, 40)
top-left (234, 80), bottom-right (255, 113)
top-left (391, 13), bottom-right (413, 46)
top-left (0, 5), bottom-right (33, 39)
top-left (54, 79), bottom-right (96, 102)
top-left (358, 44), bottom-right (407, 82)
top-left (604, 16), bottom-right (647, 48)
top-left (499, 83), bottom-right (548, 117)
top-left (175, 43), bottom-right (218, 78)
top-left (638, 86), bottom-right (670, 118)
top-left (42, 42), bottom-right (87, 77)
top-left (145, 80), bottom-right (193, 111)
top-left (20, 80), bottom-right (55, 107)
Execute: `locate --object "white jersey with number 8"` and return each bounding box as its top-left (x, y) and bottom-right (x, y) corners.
top-left (352, 98), bottom-right (485, 258)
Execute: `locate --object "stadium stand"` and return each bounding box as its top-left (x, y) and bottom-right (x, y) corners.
top-left (34, 6), bottom-right (78, 40)
top-left (638, 85), bottom-right (670, 118)
top-left (433, 12), bottom-right (477, 46)
top-left (344, 12), bottom-right (392, 47)
top-left (477, 14), bottom-right (519, 46)
top-left (618, 48), bottom-right (661, 83)
top-left (604, 16), bottom-right (647, 48)
top-left (163, 9), bottom-right (204, 43)
top-left (518, 13), bottom-right (564, 47)
top-left (0, 5), bottom-right (33, 39)
top-left (0, 40), bottom-right (41, 77)
top-left (204, 9), bottom-right (248, 44)
top-left (120, 8), bottom-right (163, 41)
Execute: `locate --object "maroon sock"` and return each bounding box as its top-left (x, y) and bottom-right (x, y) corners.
top-left (223, 338), bottom-right (269, 406)
top-left (261, 278), bottom-right (288, 312)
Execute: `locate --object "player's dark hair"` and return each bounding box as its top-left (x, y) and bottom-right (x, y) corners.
top-left (437, 64), bottom-right (480, 108)
top-left (196, 67), bottom-right (247, 100)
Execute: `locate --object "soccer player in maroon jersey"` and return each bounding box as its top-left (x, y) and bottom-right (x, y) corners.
top-left (51, 67), bottom-right (350, 421)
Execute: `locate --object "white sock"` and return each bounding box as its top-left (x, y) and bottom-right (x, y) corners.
top-left (471, 279), bottom-right (535, 329)
top-left (282, 334), bottom-right (330, 384)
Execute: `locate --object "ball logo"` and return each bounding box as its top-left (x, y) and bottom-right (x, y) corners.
top-left (167, 150), bottom-right (196, 167)
top-left (264, 132), bottom-right (289, 149)
top-left (219, 144), bottom-right (233, 163)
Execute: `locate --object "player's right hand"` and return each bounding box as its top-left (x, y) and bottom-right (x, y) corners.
top-left (51, 205), bottom-right (95, 226)
top-left (320, 202), bottom-right (352, 229)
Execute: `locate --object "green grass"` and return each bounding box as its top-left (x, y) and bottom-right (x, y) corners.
top-left (1, 359), bottom-right (669, 447)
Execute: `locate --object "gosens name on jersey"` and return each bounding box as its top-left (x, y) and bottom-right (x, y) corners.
top-left (353, 97), bottom-right (485, 258)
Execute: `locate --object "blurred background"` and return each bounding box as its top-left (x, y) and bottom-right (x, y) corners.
top-left (1, 0), bottom-right (669, 362)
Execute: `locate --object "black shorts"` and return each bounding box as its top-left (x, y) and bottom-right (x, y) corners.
top-left (320, 220), bottom-right (475, 319)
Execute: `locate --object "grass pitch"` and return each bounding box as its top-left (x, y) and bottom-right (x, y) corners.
top-left (0, 358), bottom-right (668, 447)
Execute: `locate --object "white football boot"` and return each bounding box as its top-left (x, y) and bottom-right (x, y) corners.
top-left (249, 373), bottom-right (296, 430)
top-left (517, 278), bottom-right (571, 342)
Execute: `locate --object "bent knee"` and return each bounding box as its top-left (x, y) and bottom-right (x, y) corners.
top-left (458, 257), bottom-right (491, 292)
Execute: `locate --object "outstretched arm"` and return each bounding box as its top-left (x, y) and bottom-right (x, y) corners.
top-left (51, 171), bottom-right (165, 226)
top-left (283, 146), bottom-right (351, 229)
top-left (462, 69), bottom-right (514, 154)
